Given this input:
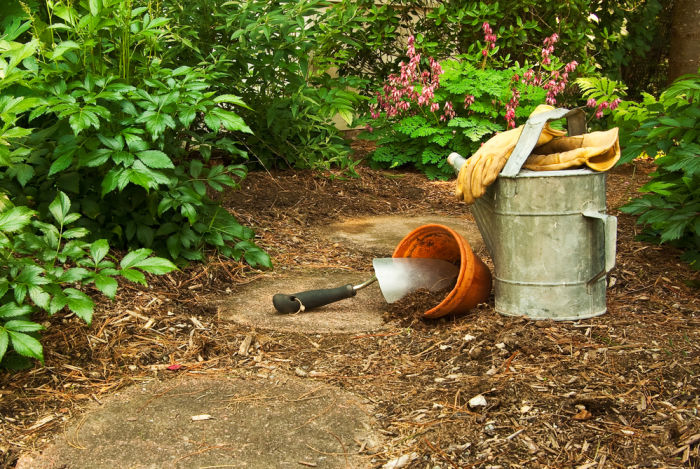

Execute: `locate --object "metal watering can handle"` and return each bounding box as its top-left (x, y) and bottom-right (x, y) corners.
top-left (500, 107), bottom-right (586, 177)
top-left (583, 210), bottom-right (618, 287)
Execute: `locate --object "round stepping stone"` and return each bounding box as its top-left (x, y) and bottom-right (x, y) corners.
top-left (320, 215), bottom-right (485, 255)
top-left (16, 374), bottom-right (381, 469)
top-left (216, 270), bottom-right (386, 334)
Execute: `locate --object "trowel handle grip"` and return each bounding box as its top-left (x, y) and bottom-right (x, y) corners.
top-left (273, 284), bottom-right (356, 314)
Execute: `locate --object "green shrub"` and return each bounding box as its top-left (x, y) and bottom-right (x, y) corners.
top-left (363, 29), bottom-right (578, 179)
top-left (0, 1), bottom-right (270, 265)
top-left (320, 0), bottom-right (669, 97)
top-left (579, 72), bottom-right (700, 269)
top-left (0, 191), bottom-right (177, 368)
top-left (158, 0), bottom-right (367, 173)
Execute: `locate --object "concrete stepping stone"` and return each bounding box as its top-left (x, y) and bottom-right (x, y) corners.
top-left (215, 270), bottom-right (386, 334)
top-left (216, 216), bottom-right (485, 334)
top-left (320, 215), bottom-right (485, 255)
top-left (16, 374), bottom-right (381, 469)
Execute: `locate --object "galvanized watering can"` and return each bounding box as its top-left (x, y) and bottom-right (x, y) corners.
top-left (448, 108), bottom-right (617, 320)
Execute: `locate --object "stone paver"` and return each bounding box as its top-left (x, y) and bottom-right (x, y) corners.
top-left (16, 374), bottom-right (380, 469)
top-left (216, 270), bottom-right (386, 334)
top-left (321, 215), bottom-right (485, 255)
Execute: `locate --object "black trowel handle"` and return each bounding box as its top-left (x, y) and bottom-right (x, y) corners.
top-left (273, 284), bottom-right (356, 314)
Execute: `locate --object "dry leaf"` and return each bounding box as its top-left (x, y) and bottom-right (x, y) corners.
top-left (572, 409), bottom-right (593, 420)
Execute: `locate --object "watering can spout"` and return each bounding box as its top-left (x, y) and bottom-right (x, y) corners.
top-left (447, 152), bottom-right (467, 175)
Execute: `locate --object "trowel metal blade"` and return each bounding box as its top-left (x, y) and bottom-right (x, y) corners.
top-left (372, 257), bottom-right (460, 304)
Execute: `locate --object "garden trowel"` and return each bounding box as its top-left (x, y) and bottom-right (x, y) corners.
top-left (272, 258), bottom-right (460, 314)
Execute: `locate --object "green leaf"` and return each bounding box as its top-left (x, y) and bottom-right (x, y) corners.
top-left (137, 150), bottom-right (174, 169)
top-left (49, 291), bottom-right (68, 315)
top-left (0, 329), bottom-right (8, 363)
top-left (120, 268), bottom-right (146, 285)
top-left (50, 40), bottom-right (80, 60)
top-left (13, 284), bottom-right (26, 305)
top-left (97, 134), bottom-right (124, 151)
top-left (127, 169), bottom-right (156, 191)
top-left (203, 112), bottom-right (221, 133)
top-left (8, 330), bottom-right (43, 363)
top-left (213, 94), bottom-right (251, 109)
top-left (94, 275), bottom-right (117, 299)
top-left (111, 151), bottom-right (135, 167)
top-left (13, 164), bottom-right (34, 187)
top-left (137, 111), bottom-right (175, 140)
top-left (0, 206), bottom-right (34, 233)
top-left (189, 160), bottom-right (203, 178)
top-left (0, 302), bottom-right (33, 318)
top-left (90, 239), bottom-right (109, 264)
top-left (5, 39), bottom-right (38, 72)
top-left (193, 180), bottom-right (206, 196)
top-left (101, 168), bottom-right (122, 196)
top-left (48, 154), bottom-right (73, 176)
top-left (4, 320), bottom-right (45, 332)
top-left (28, 286), bottom-right (50, 310)
top-left (64, 213), bottom-right (81, 224)
top-left (131, 257), bottom-right (178, 275)
top-left (119, 248), bottom-right (153, 269)
top-left (63, 227), bottom-right (89, 239)
top-left (338, 109), bottom-right (353, 126)
top-left (179, 108), bottom-right (197, 128)
top-left (16, 265), bottom-right (49, 286)
top-left (243, 247), bottom-right (272, 269)
top-left (69, 110), bottom-right (100, 134)
top-left (1, 126), bottom-right (32, 140)
top-left (64, 288), bottom-right (94, 324)
top-left (49, 191), bottom-right (71, 225)
top-left (88, 0), bottom-right (102, 16)
top-left (205, 108), bottom-right (252, 134)
top-left (59, 268), bottom-right (90, 282)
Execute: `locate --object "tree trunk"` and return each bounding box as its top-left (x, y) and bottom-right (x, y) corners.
top-left (668, 0), bottom-right (700, 83)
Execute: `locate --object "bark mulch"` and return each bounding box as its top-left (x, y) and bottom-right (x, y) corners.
top-left (0, 144), bottom-right (698, 468)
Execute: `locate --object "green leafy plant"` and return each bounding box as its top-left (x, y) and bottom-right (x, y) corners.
top-left (320, 0), bottom-right (669, 99)
top-left (158, 0), bottom-right (367, 173)
top-left (0, 191), bottom-right (177, 367)
top-left (0, 1), bottom-right (271, 266)
top-left (363, 29), bottom-right (578, 179)
top-left (581, 72), bottom-right (700, 268)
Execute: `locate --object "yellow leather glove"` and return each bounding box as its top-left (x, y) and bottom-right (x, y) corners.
top-left (523, 127), bottom-right (620, 172)
top-left (455, 105), bottom-right (566, 204)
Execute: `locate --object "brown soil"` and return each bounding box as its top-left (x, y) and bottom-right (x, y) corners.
top-left (0, 143), bottom-right (698, 468)
top-left (384, 287), bottom-right (457, 328)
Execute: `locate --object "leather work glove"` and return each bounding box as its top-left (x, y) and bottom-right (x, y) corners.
top-left (523, 127), bottom-right (620, 172)
top-left (455, 105), bottom-right (566, 204)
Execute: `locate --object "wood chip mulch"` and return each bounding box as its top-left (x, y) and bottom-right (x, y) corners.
top-left (0, 143), bottom-right (698, 468)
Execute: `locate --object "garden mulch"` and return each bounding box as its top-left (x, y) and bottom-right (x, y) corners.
top-left (0, 141), bottom-right (698, 468)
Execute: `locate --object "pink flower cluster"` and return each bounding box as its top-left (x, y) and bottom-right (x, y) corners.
top-left (541, 33), bottom-right (558, 65)
top-left (522, 34), bottom-right (578, 106)
top-left (505, 75), bottom-right (521, 129)
top-left (369, 35), bottom-right (452, 123)
top-left (482, 22), bottom-right (497, 57)
top-left (505, 89), bottom-right (520, 129)
top-left (463, 94), bottom-right (475, 109)
top-left (587, 97), bottom-right (621, 119)
top-left (369, 26), bottom-right (583, 132)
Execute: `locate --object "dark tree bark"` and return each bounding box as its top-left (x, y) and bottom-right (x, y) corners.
top-left (669, 0), bottom-right (700, 83)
